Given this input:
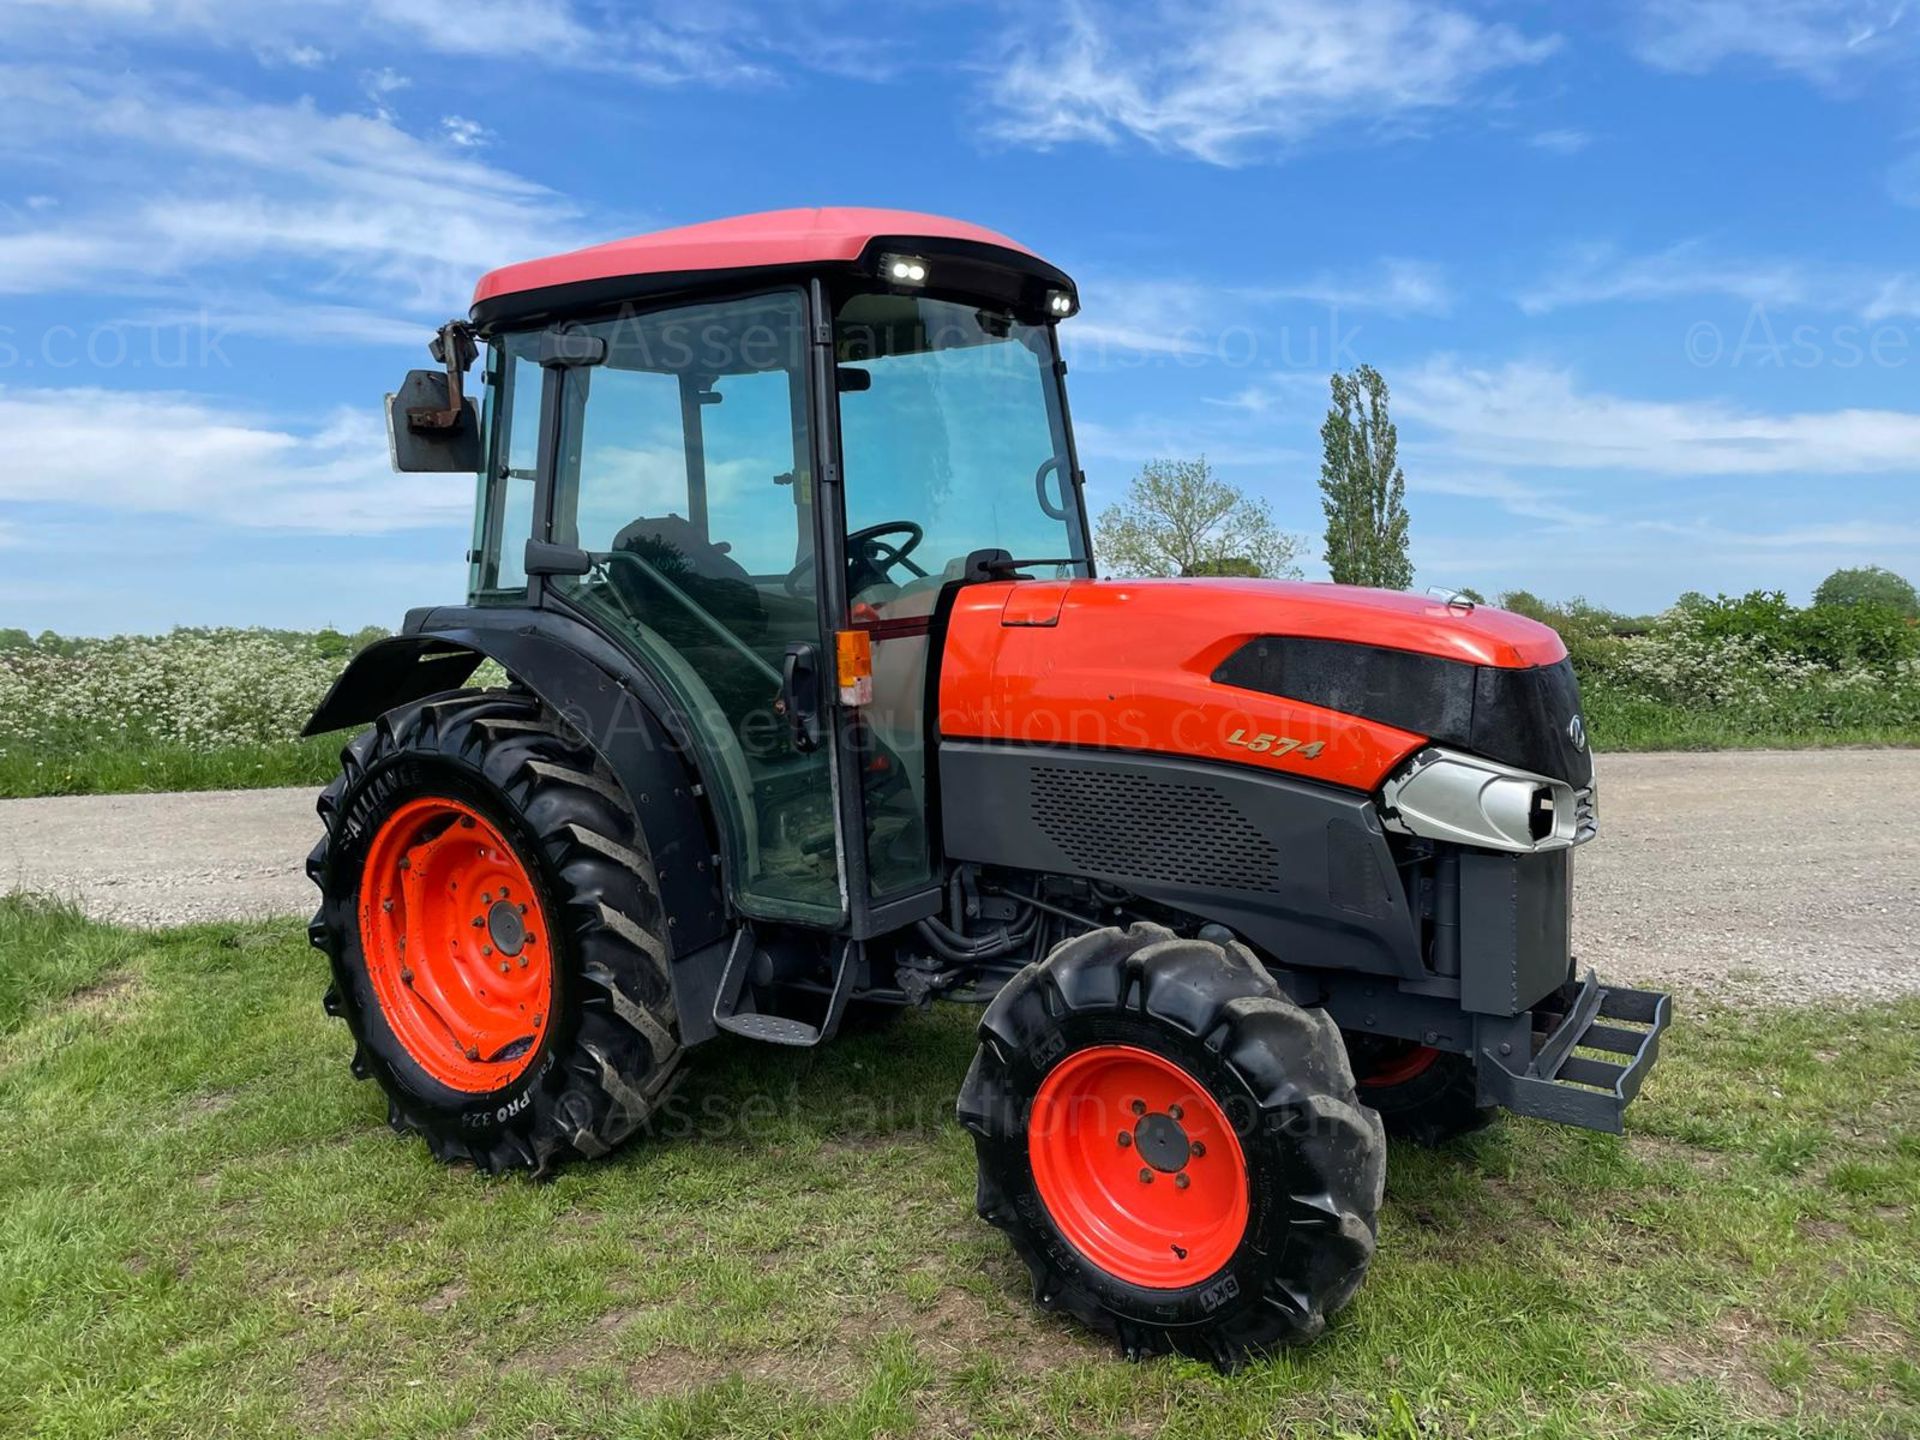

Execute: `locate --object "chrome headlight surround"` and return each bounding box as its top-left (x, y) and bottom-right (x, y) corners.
top-left (1380, 747), bottom-right (1597, 853)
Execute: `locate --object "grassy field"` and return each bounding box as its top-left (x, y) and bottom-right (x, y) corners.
top-left (0, 736), bottom-right (343, 799)
top-left (1, 898), bottom-right (1916, 1439)
top-left (1580, 690), bottom-right (1920, 753)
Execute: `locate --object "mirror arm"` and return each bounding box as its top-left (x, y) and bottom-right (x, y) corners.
top-left (407, 320), bottom-right (480, 433)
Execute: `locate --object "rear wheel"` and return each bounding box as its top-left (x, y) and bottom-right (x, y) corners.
top-left (1347, 1037), bottom-right (1494, 1146)
top-left (957, 924), bottom-right (1385, 1368)
top-left (308, 689), bottom-right (681, 1174)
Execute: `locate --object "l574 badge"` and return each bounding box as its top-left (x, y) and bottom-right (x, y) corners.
top-left (1226, 728), bottom-right (1325, 759)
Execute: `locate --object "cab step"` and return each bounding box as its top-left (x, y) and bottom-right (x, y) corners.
top-left (1478, 970), bottom-right (1672, 1134)
top-left (711, 928), bottom-right (859, 1047)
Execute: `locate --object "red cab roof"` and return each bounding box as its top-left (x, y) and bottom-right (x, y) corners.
top-left (472, 207), bottom-right (1047, 310)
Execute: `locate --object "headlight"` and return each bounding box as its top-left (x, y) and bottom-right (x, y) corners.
top-left (1380, 747), bottom-right (1596, 853)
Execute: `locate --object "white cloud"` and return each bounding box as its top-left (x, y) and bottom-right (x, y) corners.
top-left (0, 386), bottom-right (467, 534)
top-left (1528, 128), bottom-right (1592, 154)
top-left (1864, 274), bottom-right (1920, 320)
top-left (1, 0), bottom-right (795, 84)
top-left (1068, 260), bottom-right (1444, 371)
top-left (441, 115), bottom-right (492, 149)
top-left (1252, 258), bottom-right (1451, 316)
top-left (1206, 371), bottom-right (1336, 415)
top-left (983, 0), bottom-right (1558, 164)
top-left (0, 68), bottom-right (591, 314)
top-left (131, 302), bottom-right (429, 347)
top-left (1398, 358), bottom-right (1920, 475)
top-left (1632, 0), bottom-right (1913, 82)
top-left (1408, 470), bottom-right (1607, 528)
top-left (1072, 416), bottom-right (1307, 475)
top-left (1516, 240), bottom-right (1912, 318)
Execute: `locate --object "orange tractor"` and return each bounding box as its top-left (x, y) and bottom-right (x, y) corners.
top-left (306, 208), bottom-right (1668, 1365)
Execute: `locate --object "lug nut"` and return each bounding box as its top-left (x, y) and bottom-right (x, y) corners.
top-left (1168, 1104), bottom-right (1183, 1121)
top-left (473, 917), bottom-right (485, 928)
top-left (482, 946), bottom-right (493, 956)
top-left (1117, 1132), bottom-right (1132, 1148)
top-left (518, 955), bottom-right (529, 969)
top-left (1191, 1141), bottom-right (1206, 1158)
top-left (1138, 1168), bottom-right (1153, 1184)
top-left (498, 962), bottom-right (510, 974)
top-left (1174, 1173), bottom-right (1190, 1190)
top-left (1130, 1099), bottom-right (1146, 1116)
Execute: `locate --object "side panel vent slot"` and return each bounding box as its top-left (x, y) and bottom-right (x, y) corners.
top-left (1029, 765), bottom-right (1280, 892)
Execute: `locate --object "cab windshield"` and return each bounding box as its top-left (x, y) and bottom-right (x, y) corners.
top-left (835, 293), bottom-right (1087, 607)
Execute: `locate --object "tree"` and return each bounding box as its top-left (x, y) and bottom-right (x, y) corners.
top-left (1094, 458), bottom-right (1304, 579)
top-left (1813, 565), bottom-right (1919, 618)
top-left (1319, 364), bottom-right (1412, 590)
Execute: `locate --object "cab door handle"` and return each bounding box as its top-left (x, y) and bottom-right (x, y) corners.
top-left (776, 642), bottom-right (825, 753)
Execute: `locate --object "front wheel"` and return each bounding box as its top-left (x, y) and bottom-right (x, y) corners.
top-left (1347, 1037), bottom-right (1494, 1146)
top-left (957, 924), bottom-right (1385, 1368)
top-left (307, 689), bottom-right (681, 1174)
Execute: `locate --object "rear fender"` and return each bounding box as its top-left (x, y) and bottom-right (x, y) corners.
top-left (305, 617), bottom-right (730, 1018)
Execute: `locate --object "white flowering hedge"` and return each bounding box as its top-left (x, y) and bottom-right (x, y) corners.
top-left (1608, 613), bottom-right (1920, 730)
top-left (0, 630), bottom-right (350, 753)
top-left (1523, 591), bottom-right (1920, 740)
top-left (0, 599), bottom-right (1911, 791)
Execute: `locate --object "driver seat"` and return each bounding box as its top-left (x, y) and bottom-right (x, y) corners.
top-left (609, 512), bottom-right (768, 646)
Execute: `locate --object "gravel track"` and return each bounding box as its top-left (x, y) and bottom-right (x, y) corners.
top-left (0, 751), bottom-right (1913, 1007)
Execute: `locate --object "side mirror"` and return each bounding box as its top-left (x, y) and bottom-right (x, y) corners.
top-left (386, 370), bottom-right (481, 473)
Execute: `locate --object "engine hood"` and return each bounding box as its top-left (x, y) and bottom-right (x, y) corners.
top-left (1051, 577), bottom-right (1567, 668)
top-left (936, 578), bottom-right (1585, 792)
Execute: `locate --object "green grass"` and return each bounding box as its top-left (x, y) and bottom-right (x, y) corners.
top-left (1, 894), bottom-right (1916, 1438)
top-left (1583, 686), bottom-right (1920, 752)
top-left (0, 736), bottom-right (344, 798)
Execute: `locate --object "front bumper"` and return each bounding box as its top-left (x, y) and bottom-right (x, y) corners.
top-left (1476, 970), bottom-right (1671, 1134)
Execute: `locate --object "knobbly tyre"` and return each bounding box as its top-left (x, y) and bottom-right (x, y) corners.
top-left (305, 208), bottom-right (1671, 1368)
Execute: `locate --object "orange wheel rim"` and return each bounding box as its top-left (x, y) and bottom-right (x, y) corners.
top-left (1028, 1045), bottom-right (1250, 1289)
top-left (358, 796), bottom-right (554, 1093)
top-left (1361, 1041), bottom-right (1441, 1088)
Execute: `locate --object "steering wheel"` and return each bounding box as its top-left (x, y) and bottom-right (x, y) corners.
top-left (786, 521), bottom-right (928, 596)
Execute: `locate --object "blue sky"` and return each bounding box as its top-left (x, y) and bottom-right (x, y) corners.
top-left (2, 0), bottom-right (1919, 633)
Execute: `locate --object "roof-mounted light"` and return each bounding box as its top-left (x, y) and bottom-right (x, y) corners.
top-left (880, 253), bottom-right (928, 285)
top-left (1046, 287), bottom-right (1078, 318)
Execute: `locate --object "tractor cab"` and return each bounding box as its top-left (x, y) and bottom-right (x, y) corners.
top-left (394, 209), bottom-right (1090, 937)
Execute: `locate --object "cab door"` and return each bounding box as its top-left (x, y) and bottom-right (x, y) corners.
top-left (539, 289), bottom-right (847, 925)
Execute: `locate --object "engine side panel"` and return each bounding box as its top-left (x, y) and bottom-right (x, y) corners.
top-left (939, 740), bottom-right (1425, 978)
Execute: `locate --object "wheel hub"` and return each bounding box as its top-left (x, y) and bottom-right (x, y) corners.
top-left (487, 899), bottom-right (527, 957)
top-left (357, 796), bottom-right (553, 1093)
top-left (1132, 1111), bottom-right (1192, 1173)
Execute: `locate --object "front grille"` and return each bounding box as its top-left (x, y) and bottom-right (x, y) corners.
top-left (1030, 765), bottom-right (1280, 891)
top-left (1574, 785), bottom-right (1599, 844)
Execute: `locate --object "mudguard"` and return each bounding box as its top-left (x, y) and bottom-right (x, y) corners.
top-left (304, 609), bottom-right (728, 966)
